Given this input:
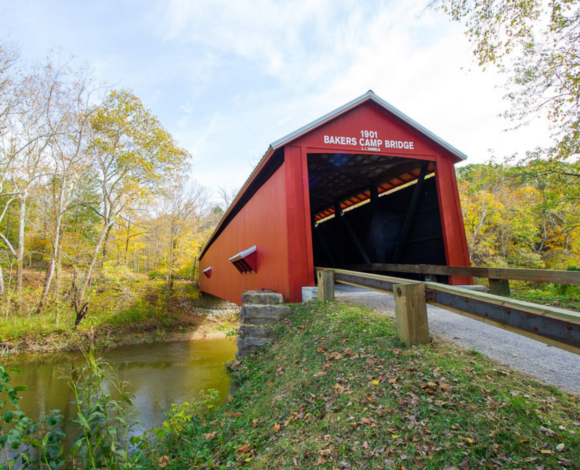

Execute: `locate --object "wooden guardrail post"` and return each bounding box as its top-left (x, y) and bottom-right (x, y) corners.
top-left (489, 279), bottom-right (511, 297)
top-left (394, 283), bottom-right (429, 346)
top-left (317, 269), bottom-right (335, 302)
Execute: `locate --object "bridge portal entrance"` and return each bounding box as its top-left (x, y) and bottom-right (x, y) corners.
top-left (308, 153), bottom-right (449, 282)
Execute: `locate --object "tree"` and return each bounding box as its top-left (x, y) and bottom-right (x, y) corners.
top-left (160, 179), bottom-right (210, 302)
top-left (216, 185), bottom-right (239, 211)
top-left (71, 89), bottom-right (190, 327)
top-left (457, 162), bottom-right (580, 269)
top-left (434, 0), bottom-right (580, 162)
top-left (35, 57), bottom-right (96, 316)
top-left (0, 42), bottom-right (21, 296)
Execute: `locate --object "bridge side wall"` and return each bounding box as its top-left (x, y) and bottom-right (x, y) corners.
top-left (199, 164), bottom-right (290, 305)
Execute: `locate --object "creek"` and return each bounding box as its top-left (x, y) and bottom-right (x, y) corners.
top-left (1, 338), bottom-right (237, 447)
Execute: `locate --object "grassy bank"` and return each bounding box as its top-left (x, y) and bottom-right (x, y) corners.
top-left (511, 284), bottom-right (580, 312)
top-left (0, 274), bottom-right (239, 355)
top-left (138, 301), bottom-right (580, 469)
top-left (472, 278), bottom-right (580, 312)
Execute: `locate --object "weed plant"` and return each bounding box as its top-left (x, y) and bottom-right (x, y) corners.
top-left (0, 352), bottom-right (140, 469)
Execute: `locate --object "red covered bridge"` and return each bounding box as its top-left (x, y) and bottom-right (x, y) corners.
top-left (199, 91), bottom-right (472, 305)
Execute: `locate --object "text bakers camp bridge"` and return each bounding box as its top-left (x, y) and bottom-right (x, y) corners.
top-left (199, 90), bottom-right (472, 304)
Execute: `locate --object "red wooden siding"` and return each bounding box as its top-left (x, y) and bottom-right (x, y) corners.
top-left (435, 155), bottom-right (472, 285)
top-left (286, 101), bottom-right (472, 287)
top-left (199, 93), bottom-right (473, 305)
top-left (199, 164), bottom-right (290, 304)
top-left (285, 146), bottom-right (315, 301)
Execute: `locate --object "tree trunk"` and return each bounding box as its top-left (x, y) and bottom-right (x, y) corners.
top-left (75, 221), bottom-right (113, 323)
top-left (124, 218), bottom-right (131, 266)
top-left (101, 224), bottom-right (113, 268)
top-left (166, 224), bottom-right (175, 306)
top-left (38, 216), bottom-right (60, 315)
top-left (0, 264), bottom-right (5, 297)
top-left (16, 194), bottom-right (26, 295)
top-left (54, 228), bottom-right (65, 325)
top-left (146, 243), bottom-right (150, 272)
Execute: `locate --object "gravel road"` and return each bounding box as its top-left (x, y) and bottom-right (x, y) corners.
top-left (335, 284), bottom-right (580, 396)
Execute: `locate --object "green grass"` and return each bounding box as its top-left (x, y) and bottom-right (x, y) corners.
top-left (512, 286), bottom-right (580, 311)
top-left (137, 301), bottom-right (580, 469)
top-left (0, 278), bottom-right (227, 354)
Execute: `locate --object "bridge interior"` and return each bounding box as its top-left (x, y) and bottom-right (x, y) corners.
top-left (308, 153), bottom-right (449, 283)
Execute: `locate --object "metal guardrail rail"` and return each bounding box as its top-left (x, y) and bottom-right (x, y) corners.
top-left (315, 267), bottom-right (580, 356)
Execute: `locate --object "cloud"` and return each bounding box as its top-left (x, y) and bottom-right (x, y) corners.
top-left (153, 0), bottom-right (552, 191)
top-left (5, 0), bottom-right (549, 192)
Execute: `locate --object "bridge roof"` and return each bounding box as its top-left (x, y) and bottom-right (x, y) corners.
top-left (200, 91), bottom-right (467, 258)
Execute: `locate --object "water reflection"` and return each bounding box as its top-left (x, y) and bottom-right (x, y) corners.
top-left (2, 338), bottom-right (237, 441)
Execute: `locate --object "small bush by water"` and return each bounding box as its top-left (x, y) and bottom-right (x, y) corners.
top-left (0, 351), bottom-right (141, 469)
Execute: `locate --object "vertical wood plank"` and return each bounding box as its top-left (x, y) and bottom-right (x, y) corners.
top-left (300, 147), bottom-right (315, 286)
top-left (394, 283), bottom-right (429, 345)
top-left (489, 279), bottom-right (511, 297)
top-left (370, 186), bottom-right (385, 263)
top-left (392, 162), bottom-right (429, 263)
top-left (317, 270), bottom-right (335, 302)
top-left (285, 146), bottom-right (314, 302)
top-left (199, 163), bottom-right (290, 304)
top-left (435, 155), bottom-right (472, 285)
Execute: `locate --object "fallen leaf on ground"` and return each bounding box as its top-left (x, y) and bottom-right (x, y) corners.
top-left (237, 444), bottom-right (251, 456)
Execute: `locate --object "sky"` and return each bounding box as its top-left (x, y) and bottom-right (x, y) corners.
top-left (1, 0), bottom-right (553, 197)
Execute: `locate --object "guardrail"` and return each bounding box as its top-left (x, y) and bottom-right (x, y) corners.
top-left (346, 263), bottom-right (580, 297)
top-left (315, 268), bottom-right (580, 356)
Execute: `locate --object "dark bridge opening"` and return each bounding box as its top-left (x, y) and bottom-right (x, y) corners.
top-left (308, 153), bottom-right (449, 283)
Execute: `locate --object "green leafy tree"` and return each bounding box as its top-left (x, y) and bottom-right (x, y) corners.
top-left (434, 0), bottom-right (580, 162)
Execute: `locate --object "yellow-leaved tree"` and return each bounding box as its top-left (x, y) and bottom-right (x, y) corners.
top-left (72, 89), bottom-right (190, 327)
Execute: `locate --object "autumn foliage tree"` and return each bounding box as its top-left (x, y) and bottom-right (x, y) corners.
top-left (458, 162), bottom-right (580, 269)
top-left (70, 90), bottom-right (191, 327)
top-left (434, 0), bottom-right (580, 163)
top-left (0, 41), bottom-right (217, 330)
